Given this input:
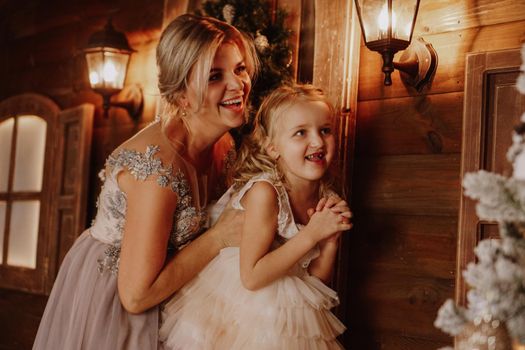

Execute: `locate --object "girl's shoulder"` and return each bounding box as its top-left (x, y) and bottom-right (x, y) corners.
top-left (235, 172), bottom-right (283, 198)
top-left (231, 172), bottom-right (286, 211)
top-left (231, 173), bottom-right (293, 237)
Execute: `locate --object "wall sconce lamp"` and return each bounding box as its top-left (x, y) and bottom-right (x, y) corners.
top-left (84, 19), bottom-right (143, 119)
top-left (354, 0), bottom-right (438, 91)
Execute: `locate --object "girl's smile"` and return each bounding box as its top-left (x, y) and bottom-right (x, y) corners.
top-left (305, 151), bottom-right (326, 163)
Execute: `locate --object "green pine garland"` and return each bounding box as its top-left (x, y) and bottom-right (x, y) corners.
top-left (196, 0), bottom-right (294, 143)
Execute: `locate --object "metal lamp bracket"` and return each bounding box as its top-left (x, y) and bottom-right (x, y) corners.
top-left (102, 84), bottom-right (143, 120)
top-left (393, 37), bottom-right (438, 92)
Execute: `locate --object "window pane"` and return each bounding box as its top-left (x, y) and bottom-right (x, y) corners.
top-left (0, 118), bottom-right (14, 192)
top-left (0, 201), bottom-right (5, 263)
top-left (13, 115), bottom-right (47, 192)
top-left (7, 200), bottom-right (40, 268)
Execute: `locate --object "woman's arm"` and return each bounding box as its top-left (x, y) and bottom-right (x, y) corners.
top-left (239, 182), bottom-right (350, 291)
top-left (117, 172), bottom-right (239, 314)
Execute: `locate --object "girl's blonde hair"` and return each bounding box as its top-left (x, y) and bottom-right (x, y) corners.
top-left (230, 84), bottom-right (337, 193)
top-left (156, 14), bottom-right (258, 120)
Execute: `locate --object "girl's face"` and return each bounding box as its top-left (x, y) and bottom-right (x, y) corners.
top-left (185, 42), bottom-right (251, 133)
top-left (270, 100), bottom-right (335, 187)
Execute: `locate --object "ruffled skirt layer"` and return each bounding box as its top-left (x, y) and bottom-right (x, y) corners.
top-left (160, 247), bottom-right (345, 350)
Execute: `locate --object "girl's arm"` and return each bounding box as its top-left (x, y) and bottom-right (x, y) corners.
top-left (117, 172), bottom-right (240, 314)
top-left (308, 234), bottom-right (340, 283)
top-left (239, 181), bottom-right (350, 291)
top-left (307, 197), bottom-right (352, 283)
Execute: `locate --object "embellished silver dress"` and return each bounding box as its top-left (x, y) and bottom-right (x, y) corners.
top-left (33, 145), bottom-right (207, 350)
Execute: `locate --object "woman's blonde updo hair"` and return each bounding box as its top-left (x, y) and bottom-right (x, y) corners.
top-left (156, 14), bottom-right (258, 118)
top-left (230, 83), bottom-right (337, 193)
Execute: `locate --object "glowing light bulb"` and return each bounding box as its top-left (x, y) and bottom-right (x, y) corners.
top-left (378, 5), bottom-right (389, 32)
top-left (103, 61), bottom-right (117, 83)
top-left (377, 4), bottom-right (397, 39)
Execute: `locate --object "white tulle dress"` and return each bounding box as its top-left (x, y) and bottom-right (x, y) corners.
top-left (159, 173), bottom-right (346, 349)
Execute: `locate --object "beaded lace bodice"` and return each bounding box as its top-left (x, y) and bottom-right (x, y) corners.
top-left (90, 145), bottom-right (207, 274)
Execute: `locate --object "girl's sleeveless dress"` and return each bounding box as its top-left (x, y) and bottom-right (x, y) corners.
top-left (33, 145), bottom-right (207, 350)
top-left (159, 173), bottom-right (346, 350)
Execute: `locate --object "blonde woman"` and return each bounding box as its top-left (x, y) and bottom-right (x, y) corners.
top-left (34, 14), bottom-right (258, 350)
top-left (160, 84), bottom-right (352, 349)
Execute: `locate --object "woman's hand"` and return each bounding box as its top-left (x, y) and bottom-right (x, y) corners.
top-left (211, 204), bottom-right (244, 248)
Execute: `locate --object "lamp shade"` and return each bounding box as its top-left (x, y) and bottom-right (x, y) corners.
top-left (355, 0), bottom-right (419, 44)
top-left (354, 0), bottom-right (420, 85)
top-left (84, 20), bottom-right (134, 96)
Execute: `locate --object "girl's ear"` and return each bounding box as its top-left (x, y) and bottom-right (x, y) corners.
top-left (265, 141), bottom-right (280, 160)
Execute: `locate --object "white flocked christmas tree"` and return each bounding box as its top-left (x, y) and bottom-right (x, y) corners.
top-left (434, 44), bottom-right (525, 350)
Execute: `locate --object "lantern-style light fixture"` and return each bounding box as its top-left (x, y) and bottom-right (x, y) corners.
top-left (354, 0), bottom-right (437, 90)
top-left (84, 19), bottom-right (142, 118)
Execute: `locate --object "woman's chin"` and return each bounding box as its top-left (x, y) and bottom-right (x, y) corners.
top-left (219, 110), bottom-right (246, 129)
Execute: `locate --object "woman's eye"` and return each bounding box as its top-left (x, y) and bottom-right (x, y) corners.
top-left (235, 65), bottom-right (247, 74)
top-left (321, 127), bottom-right (332, 135)
top-left (209, 73), bottom-right (221, 82)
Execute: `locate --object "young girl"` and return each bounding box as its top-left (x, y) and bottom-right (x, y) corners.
top-left (160, 84), bottom-right (352, 349)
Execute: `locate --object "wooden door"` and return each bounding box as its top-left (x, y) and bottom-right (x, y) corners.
top-left (0, 94), bottom-right (93, 295)
top-left (45, 104), bottom-right (93, 293)
top-left (457, 48), bottom-right (525, 304)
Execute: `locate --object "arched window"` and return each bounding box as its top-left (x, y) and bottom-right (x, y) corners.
top-left (0, 94), bottom-right (93, 294)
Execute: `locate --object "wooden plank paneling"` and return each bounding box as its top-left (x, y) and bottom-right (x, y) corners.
top-left (313, 0), bottom-right (352, 108)
top-left (353, 154), bottom-right (461, 216)
top-left (347, 270), bottom-right (454, 341)
top-left (358, 20), bottom-right (525, 101)
top-left (349, 1), bottom-right (525, 348)
top-left (373, 333), bottom-right (451, 350)
top-left (414, 0), bottom-right (525, 35)
top-left (349, 214), bottom-right (457, 280)
top-left (345, 331), bottom-right (451, 350)
top-left (356, 92), bottom-right (463, 155)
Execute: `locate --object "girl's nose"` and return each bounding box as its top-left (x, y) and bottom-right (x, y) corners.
top-left (309, 132), bottom-right (324, 147)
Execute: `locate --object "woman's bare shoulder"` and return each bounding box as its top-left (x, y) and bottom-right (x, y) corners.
top-left (108, 122), bottom-right (185, 186)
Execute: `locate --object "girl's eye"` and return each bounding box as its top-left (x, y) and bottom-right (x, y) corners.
top-left (321, 127), bottom-right (332, 135)
top-left (294, 130), bottom-right (305, 136)
top-left (235, 65), bottom-right (247, 74)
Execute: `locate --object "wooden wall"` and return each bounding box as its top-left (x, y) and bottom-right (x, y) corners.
top-left (1, 0), bottom-right (525, 349)
top-left (348, 0), bottom-right (525, 348)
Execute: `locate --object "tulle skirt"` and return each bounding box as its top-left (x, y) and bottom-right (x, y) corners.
top-left (33, 231), bottom-right (162, 350)
top-left (160, 247), bottom-right (345, 350)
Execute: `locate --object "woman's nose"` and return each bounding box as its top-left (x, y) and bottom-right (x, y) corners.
top-left (226, 73), bottom-right (244, 90)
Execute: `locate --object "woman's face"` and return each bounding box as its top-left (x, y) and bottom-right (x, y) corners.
top-left (186, 42), bottom-right (252, 133)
